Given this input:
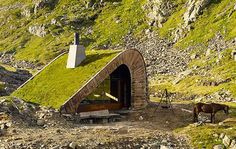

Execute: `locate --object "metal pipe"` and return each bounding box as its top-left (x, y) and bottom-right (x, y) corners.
top-left (74, 32), bottom-right (79, 45)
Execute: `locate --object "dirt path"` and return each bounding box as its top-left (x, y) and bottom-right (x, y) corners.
top-left (0, 100), bottom-right (194, 149)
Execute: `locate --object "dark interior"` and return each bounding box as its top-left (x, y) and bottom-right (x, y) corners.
top-left (78, 64), bottom-right (131, 112)
top-left (110, 64), bottom-right (131, 109)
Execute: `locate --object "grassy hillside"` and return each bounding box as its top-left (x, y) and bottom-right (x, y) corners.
top-left (12, 50), bottom-right (120, 109)
top-left (151, 0), bottom-right (236, 99)
top-left (158, 0), bottom-right (236, 45)
top-left (0, 0), bottom-right (147, 64)
top-left (150, 48), bottom-right (236, 98)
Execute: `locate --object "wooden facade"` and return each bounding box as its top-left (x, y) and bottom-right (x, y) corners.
top-left (61, 49), bottom-right (149, 113)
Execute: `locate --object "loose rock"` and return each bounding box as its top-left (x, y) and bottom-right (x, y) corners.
top-left (213, 144), bottom-right (224, 149)
top-left (223, 135), bottom-right (231, 147)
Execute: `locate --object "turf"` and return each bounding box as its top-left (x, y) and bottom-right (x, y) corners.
top-left (12, 50), bottom-right (121, 109)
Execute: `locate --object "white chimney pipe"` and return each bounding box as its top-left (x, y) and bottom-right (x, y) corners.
top-left (66, 33), bottom-right (86, 68)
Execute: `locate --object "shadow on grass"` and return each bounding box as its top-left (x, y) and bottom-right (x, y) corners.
top-left (80, 51), bottom-right (121, 66)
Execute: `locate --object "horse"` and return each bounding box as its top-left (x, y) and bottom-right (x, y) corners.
top-left (193, 102), bottom-right (229, 123)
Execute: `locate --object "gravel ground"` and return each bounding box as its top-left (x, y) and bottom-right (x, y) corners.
top-left (0, 98), bottom-right (192, 149)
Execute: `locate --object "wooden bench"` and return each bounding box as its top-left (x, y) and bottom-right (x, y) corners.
top-left (79, 109), bottom-right (120, 123)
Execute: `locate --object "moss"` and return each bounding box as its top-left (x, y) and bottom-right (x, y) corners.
top-left (12, 50), bottom-right (121, 109)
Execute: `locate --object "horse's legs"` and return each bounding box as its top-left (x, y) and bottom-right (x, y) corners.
top-left (210, 113), bottom-right (213, 123)
top-left (193, 107), bottom-right (198, 122)
top-left (194, 112), bottom-right (199, 122)
top-left (212, 113), bottom-right (215, 123)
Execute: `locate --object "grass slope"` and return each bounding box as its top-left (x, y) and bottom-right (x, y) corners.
top-left (12, 50), bottom-right (121, 109)
top-left (0, 0), bottom-right (147, 64)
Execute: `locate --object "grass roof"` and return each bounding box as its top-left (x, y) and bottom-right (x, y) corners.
top-left (12, 50), bottom-right (121, 109)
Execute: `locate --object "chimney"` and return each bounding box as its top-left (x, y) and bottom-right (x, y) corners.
top-left (66, 33), bottom-right (86, 68)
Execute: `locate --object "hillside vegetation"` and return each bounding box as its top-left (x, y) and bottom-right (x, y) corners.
top-left (150, 0), bottom-right (236, 100)
top-left (0, 0), bottom-right (146, 64)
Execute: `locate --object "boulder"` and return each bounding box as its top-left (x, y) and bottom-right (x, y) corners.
top-left (34, 0), bottom-right (57, 14)
top-left (213, 144), bottom-right (224, 149)
top-left (206, 48), bottom-right (211, 57)
top-left (21, 6), bottom-right (32, 18)
top-left (28, 25), bottom-right (47, 37)
top-left (37, 119), bottom-right (45, 126)
top-left (219, 133), bottom-right (225, 139)
top-left (118, 127), bottom-right (129, 134)
top-left (190, 53), bottom-right (197, 59)
top-left (223, 135), bottom-right (231, 147)
top-left (160, 145), bottom-right (171, 149)
top-left (69, 142), bottom-right (77, 149)
top-left (145, 0), bottom-right (175, 27)
top-left (0, 123), bottom-right (8, 136)
top-left (172, 69), bottom-right (192, 84)
top-left (0, 128), bottom-right (6, 136)
top-left (230, 140), bottom-right (236, 149)
top-left (213, 133), bottom-right (219, 138)
top-left (183, 0), bottom-right (211, 25)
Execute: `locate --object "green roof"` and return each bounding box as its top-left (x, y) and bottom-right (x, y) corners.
top-left (12, 50), bottom-right (121, 109)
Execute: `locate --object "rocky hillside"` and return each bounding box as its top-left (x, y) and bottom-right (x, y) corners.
top-left (0, 0), bottom-right (236, 100)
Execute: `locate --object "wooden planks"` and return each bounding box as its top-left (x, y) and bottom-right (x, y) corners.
top-left (77, 103), bottom-right (123, 113)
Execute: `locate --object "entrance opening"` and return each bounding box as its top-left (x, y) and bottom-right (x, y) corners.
top-left (78, 64), bottom-right (131, 112)
top-left (110, 64), bottom-right (131, 109)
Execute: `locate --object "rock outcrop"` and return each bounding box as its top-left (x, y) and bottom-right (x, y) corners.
top-left (0, 66), bottom-right (31, 96)
top-left (0, 52), bottom-right (39, 70)
top-left (171, 0), bottom-right (211, 42)
top-left (183, 0), bottom-right (211, 26)
top-left (34, 0), bottom-right (58, 14)
top-left (144, 0), bottom-right (175, 27)
top-left (28, 24), bottom-right (47, 37)
top-left (21, 6), bottom-right (32, 18)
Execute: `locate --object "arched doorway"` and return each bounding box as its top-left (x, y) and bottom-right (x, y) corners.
top-left (77, 64), bottom-right (132, 112)
top-left (110, 64), bottom-right (131, 109)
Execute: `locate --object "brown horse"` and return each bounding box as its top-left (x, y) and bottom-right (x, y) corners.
top-left (193, 102), bottom-right (229, 123)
